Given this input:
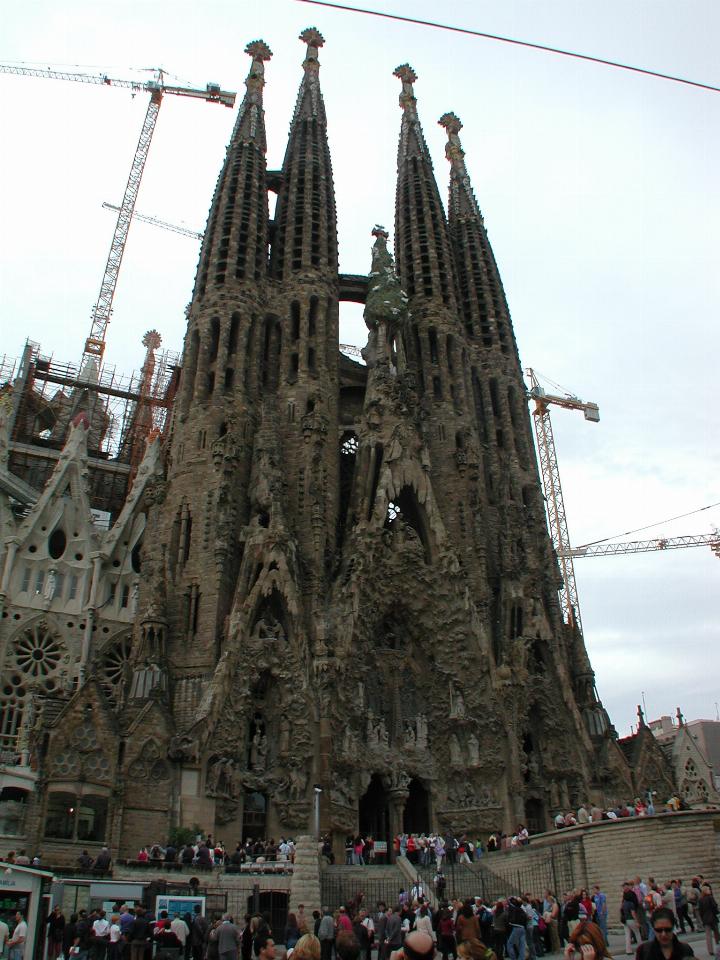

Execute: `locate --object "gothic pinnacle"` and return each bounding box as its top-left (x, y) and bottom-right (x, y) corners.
top-left (300, 27), bottom-right (325, 72)
top-left (394, 63), bottom-right (418, 114)
top-left (439, 112), bottom-right (468, 176)
top-left (243, 40), bottom-right (272, 98)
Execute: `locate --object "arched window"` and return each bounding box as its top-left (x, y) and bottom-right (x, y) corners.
top-left (0, 622), bottom-right (65, 753)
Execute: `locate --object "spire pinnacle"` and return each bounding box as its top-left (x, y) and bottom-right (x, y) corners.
top-left (439, 111), bottom-right (468, 176)
top-left (300, 26), bottom-right (325, 73)
top-left (394, 64), bottom-right (418, 114)
top-left (243, 39), bottom-right (272, 99)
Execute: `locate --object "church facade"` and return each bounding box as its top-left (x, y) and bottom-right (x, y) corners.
top-left (0, 31), bottom-right (686, 861)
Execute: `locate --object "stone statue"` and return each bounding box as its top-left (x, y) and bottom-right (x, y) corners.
top-left (449, 734), bottom-right (462, 766)
top-left (279, 717), bottom-right (290, 755)
top-left (449, 681), bottom-right (466, 719)
top-left (416, 715), bottom-right (428, 749)
top-left (287, 762), bottom-right (308, 800)
top-left (467, 732), bottom-right (480, 766)
top-left (43, 569), bottom-right (57, 601)
top-left (250, 726), bottom-right (267, 771)
top-left (404, 722), bottom-right (416, 748)
top-left (130, 580), bottom-right (140, 616)
top-left (256, 614), bottom-right (285, 643)
top-left (378, 716), bottom-right (389, 748)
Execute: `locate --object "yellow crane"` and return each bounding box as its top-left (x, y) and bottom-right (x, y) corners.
top-left (527, 367), bottom-right (718, 634)
top-left (526, 367), bottom-right (599, 633)
top-left (0, 64), bottom-right (235, 365)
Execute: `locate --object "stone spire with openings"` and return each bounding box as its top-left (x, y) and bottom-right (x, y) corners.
top-left (271, 28), bottom-right (338, 279)
top-left (195, 40), bottom-right (273, 299)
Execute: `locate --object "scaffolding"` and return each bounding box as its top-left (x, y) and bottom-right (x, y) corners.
top-left (0, 338), bottom-right (179, 517)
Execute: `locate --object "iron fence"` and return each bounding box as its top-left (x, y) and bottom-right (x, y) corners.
top-left (320, 873), bottom-right (406, 913)
top-left (407, 842), bottom-right (578, 903)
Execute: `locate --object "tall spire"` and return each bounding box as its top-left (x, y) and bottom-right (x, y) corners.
top-left (439, 112), bottom-right (514, 356)
top-left (393, 65), bottom-right (457, 309)
top-left (271, 28), bottom-right (337, 278)
top-left (195, 40), bottom-right (272, 297)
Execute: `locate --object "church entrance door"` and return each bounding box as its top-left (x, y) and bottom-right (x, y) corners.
top-left (359, 774), bottom-right (389, 849)
top-left (403, 778), bottom-right (430, 835)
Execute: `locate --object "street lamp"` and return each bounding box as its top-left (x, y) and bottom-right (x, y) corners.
top-left (313, 784), bottom-right (323, 840)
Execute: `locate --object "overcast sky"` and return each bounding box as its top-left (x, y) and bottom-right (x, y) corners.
top-left (1, 0), bottom-right (718, 737)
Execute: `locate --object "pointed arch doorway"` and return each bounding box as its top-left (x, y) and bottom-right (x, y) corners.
top-left (403, 777), bottom-right (430, 835)
top-left (359, 773), bottom-right (389, 847)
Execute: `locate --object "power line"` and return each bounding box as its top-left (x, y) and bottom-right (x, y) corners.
top-left (297, 0), bottom-right (720, 94)
top-left (578, 501), bottom-right (720, 549)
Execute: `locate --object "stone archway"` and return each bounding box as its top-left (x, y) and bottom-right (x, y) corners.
top-left (359, 773), bottom-right (389, 848)
top-left (403, 777), bottom-right (430, 834)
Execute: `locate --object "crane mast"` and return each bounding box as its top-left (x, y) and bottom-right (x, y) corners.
top-left (0, 63), bottom-right (235, 366)
top-left (527, 367), bottom-right (599, 633)
top-left (84, 88), bottom-right (162, 364)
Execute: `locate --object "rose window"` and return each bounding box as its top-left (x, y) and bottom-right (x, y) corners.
top-left (99, 635), bottom-right (132, 703)
top-left (0, 622), bottom-right (66, 749)
top-left (14, 624), bottom-right (62, 678)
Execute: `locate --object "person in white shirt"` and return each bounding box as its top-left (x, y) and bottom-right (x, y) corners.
top-left (92, 911), bottom-right (111, 960)
top-left (8, 913), bottom-right (28, 960)
top-left (170, 915), bottom-right (190, 947)
top-left (0, 917), bottom-right (11, 955)
top-left (108, 915), bottom-right (122, 960)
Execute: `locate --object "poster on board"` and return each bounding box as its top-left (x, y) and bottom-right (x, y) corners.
top-left (155, 895), bottom-right (206, 917)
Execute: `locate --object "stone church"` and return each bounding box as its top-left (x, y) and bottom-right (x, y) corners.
top-left (0, 30), bottom-right (696, 861)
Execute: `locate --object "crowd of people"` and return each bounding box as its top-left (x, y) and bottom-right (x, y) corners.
top-left (553, 796), bottom-right (693, 830)
top-left (308, 876), bottom-right (718, 960)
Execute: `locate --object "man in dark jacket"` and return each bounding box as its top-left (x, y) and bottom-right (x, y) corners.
top-left (127, 908), bottom-right (152, 960)
top-left (191, 906), bottom-right (209, 960)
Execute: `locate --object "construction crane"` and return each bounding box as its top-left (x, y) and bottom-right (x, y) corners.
top-left (0, 64), bottom-right (235, 365)
top-left (102, 202), bottom-right (204, 240)
top-left (526, 367), bottom-right (600, 633)
top-left (571, 531), bottom-right (720, 558)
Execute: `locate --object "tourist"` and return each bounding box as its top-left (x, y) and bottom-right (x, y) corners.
top-left (437, 910), bottom-right (458, 960)
top-left (698, 885), bottom-right (719, 957)
top-left (564, 920), bottom-right (611, 960)
top-left (7, 913), bottom-right (27, 960)
top-left (127, 907), bottom-right (153, 960)
top-left (353, 911), bottom-right (373, 960)
top-left (622, 883), bottom-right (642, 955)
top-left (0, 914), bottom-right (10, 958)
top-left (47, 905), bottom-right (66, 960)
top-left (592, 886), bottom-right (608, 943)
top-left (383, 907), bottom-right (402, 960)
top-left (457, 904), bottom-right (481, 944)
top-left (253, 935), bottom-right (275, 960)
top-left (506, 899), bottom-right (527, 960)
top-left (318, 909), bottom-right (335, 960)
top-left (635, 907), bottom-right (694, 960)
top-left (108, 915), bottom-right (122, 960)
top-left (171, 913), bottom-right (190, 948)
top-left (292, 936), bottom-right (320, 960)
top-left (214, 914), bottom-right (241, 960)
top-left (491, 903), bottom-right (509, 960)
top-left (457, 937), bottom-right (497, 960)
top-left (92, 910), bottom-right (111, 960)
top-left (542, 894), bottom-right (561, 954)
top-left (285, 915), bottom-right (301, 950)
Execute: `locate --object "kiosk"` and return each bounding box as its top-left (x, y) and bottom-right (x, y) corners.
top-left (0, 862), bottom-right (54, 960)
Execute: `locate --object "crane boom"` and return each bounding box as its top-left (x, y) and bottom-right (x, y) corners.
top-left (0, 65), bottom-right (235, 106)
top-left (572, 532), bottom-right (720, 558)
top-left (102, 202), bottom-right (203, 240)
